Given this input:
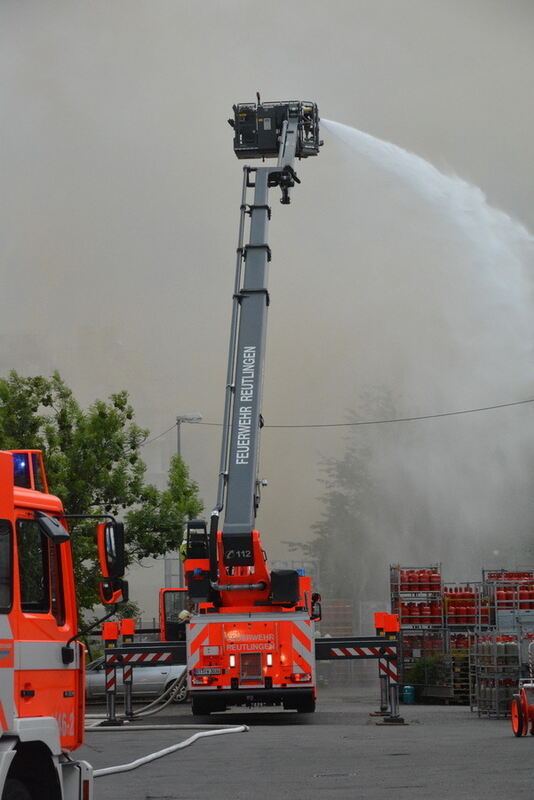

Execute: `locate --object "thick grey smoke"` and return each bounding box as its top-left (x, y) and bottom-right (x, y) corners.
top-left (318, 120), bottom-right (534, 607)
top-left (1, 1), bottom-right (534, 617)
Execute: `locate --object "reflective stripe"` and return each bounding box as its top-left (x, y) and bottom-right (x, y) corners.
top-left (379, 658), bottom-right (398, 684)
top-left (291, 634), bottom-right (312, 674)
top-left (0, 641), bottom-right (14, 668)
top-left (0, 619), bottom-right (14, 730)
top-left (330, 646), bottom-right (382, 657)
top-left (187, 623), bottom-right (209, 671)
top-left (17, 641), bottom-right (79, 670)
top-left (108, 652), bottom-right (172, 665)
top-left (105, 668), bottom-right (116, 692)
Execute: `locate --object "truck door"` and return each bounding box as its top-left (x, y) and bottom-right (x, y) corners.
top-left (13, 513), bottom-right (82, 750)
top-left (160, 588), bottom-right (188, 641)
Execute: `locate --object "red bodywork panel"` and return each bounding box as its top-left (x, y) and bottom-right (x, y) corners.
top-left (187, 612), bottom-right (315, 693)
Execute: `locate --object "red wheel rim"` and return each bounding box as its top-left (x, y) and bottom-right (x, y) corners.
top-left (512, 697), bottom-right (523, 736)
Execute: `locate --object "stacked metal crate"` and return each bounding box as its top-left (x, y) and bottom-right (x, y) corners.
top-left (391, 567), bottom-right (494, 704)
top-left (469, 633), bottom-right (521, 718)
top-left (391, 565), bottom-right (534, 711)
top-left (390, 565), bottom-right (449, 700)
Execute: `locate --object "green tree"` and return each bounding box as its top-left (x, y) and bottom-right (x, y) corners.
top-left (299, 434), bottom-right (376, 601)
top-left (292, 390), bottom-right (396, 609)
top-left (0, 370), bottom-right (203, 611)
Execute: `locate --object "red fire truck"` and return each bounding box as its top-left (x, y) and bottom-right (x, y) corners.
top-left (181, 101), bottom-right (323, 715)
top-left (0, 448), bottom-right (127, 800)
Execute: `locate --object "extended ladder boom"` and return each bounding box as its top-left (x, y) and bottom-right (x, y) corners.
top-left (212, 100), bottom-right (321, 569)
top-left (181, 103), bottom-right (322, 716)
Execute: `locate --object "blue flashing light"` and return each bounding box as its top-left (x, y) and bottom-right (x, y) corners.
top-left (13, 454), bottom-right (31, 488)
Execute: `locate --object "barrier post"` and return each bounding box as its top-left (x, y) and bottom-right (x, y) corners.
top-left (370, 613), bottom-right (391, 717)
top-left (101, 621), bottom-right (122, 726)
top-left (377, 613), bottom-right (407, 725)
top-left (120, 618), bottom-right (136, 718)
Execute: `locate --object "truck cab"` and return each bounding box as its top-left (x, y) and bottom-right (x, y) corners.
top-left (0, 449), bottom-right (125, 800)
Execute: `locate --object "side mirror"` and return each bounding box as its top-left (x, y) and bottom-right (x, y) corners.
top-left (36, 511), bottom-right (70, 544)
top-left (97, 521), bottom-right (125, 579)
top-left (311, 592), bottom-right (322, 621)
top-left (98, 577), bottom-right (129, 605)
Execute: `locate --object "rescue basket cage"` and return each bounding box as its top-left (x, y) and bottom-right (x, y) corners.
top-left (230, 101), bottom-right (321, 160)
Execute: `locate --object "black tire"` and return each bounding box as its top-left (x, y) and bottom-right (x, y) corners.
top-left (191, 696), bottom-right (211, 716)
top-left (2, 779), bottom-right (32, 800)
top-left (295, 694), bottom-right (316, 714)
top-left (166, 680), bottom-right (188, 704)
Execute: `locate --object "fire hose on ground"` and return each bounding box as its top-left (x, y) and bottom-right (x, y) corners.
top-left (90, 725), bottom-right (249, 777)
top-left (85, 672), bottom-right (250, 777)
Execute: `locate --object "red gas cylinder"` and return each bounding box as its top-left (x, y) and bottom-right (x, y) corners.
top-left (464, 603), bottom-right (473, 625)
top-left (430, 570), bottom-right (441, 592)
top-left (400, 601), bottom-right (409, 623)
top-left (400, 569), bottom-right (408, 591)
top-left (430, 600), bottom-right (441, 625)
top-left (496, 589), bottom-right (506, 609)
top-left (448, 603), bottom-right (457, 625)
top-left (407, 570), bottom-right (418, 590)
top-left (417, 570), bottom-right (427, 591)
top-left (456, 605), bottom-right (467, 625)
top-left (506, 589), bottom-right (515, 609)
top-left (519, 587), bottom-right (530, 609)
top-left (420, 603), bottom-right (431, 624)
top-left (407, 602), bottom-right (417, 623)
top-left (529, 587), bottom-right (534, 610)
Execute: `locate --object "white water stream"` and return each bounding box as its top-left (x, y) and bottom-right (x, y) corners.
top-left (323, 119), bottom-right (534, 294)
top-left (319, 119), bottom-right (534, 587)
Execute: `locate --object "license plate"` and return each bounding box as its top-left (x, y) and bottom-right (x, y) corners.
top-left (193, 667), bottom-right (223, 675)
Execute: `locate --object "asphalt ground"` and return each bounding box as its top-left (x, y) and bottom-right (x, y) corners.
top-left (81, 685), bottom-right (532, 800)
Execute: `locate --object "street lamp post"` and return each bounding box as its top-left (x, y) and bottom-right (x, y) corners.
top-left (164, 413), bottom-right (203, 589)
top-left (176, 413), bottom-right (203, 457)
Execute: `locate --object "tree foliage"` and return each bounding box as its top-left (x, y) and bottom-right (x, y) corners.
top-left (0, 371), bottom-right (203, 611)
top-left (294, 391), bottom-right (397, 606)
top-left (298, 435), bottom-right (376, 601)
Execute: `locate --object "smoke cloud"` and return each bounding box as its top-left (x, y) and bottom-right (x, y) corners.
top-left (2, 1), bottom-right (534, 616)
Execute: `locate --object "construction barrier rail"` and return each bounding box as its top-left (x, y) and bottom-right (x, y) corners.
top-left (100, 636), bottom-right (403, 725)
top-left (315, 636), bottom-right (398, 662)
top-left (104, 641), bottom-right (187, 667)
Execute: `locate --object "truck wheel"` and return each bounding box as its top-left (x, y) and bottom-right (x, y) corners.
top-left (166, 680), bottom-right (188, 704)
top-left (511, 695), bottom-right (524, 737)
top-left (191, 696), bottom-right (211, 716)
top-left (296, 694), bottom-right (316, 713)
top-left (2, 779), bottom-right (32, 800)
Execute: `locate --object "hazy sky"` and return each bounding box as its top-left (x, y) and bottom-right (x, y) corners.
top-left (2, 1), bottom-right (534, 616)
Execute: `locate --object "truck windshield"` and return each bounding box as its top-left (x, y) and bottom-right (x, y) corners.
top-left (163, 590), bottom-right (188, 641)
top-left (0, 520), bottom-right (11, 612)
